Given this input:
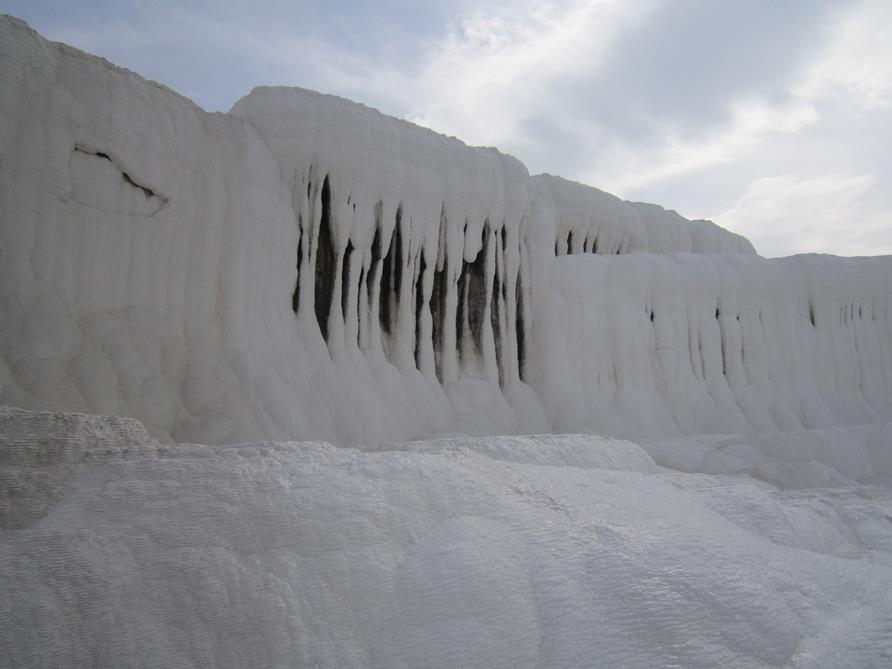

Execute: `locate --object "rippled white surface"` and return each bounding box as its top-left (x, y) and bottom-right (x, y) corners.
top-left (3, 407), bottom-right (892, 668)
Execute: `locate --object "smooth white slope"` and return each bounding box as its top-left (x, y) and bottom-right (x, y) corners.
top-left (3, 407), bottom-right (892, 668)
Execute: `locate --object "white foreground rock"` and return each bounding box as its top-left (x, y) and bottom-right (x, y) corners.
top-left (2, 407), bottom-right (892, 668)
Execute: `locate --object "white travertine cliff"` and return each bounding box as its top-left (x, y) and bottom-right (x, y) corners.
top-left (0, 15), bottom-right (889, 446)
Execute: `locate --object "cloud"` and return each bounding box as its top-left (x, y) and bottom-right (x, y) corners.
top-left (381, 0), bottom-right (849, 200)
top-left (794, 0), bottom-right (892, 111)
top-left (714, 174), bottom-right (892, 257)
top-left (404, 0), bottom-right (652, 151)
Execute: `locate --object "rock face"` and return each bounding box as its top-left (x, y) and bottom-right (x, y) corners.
top-left (1, 15), bottom-right (890, 445)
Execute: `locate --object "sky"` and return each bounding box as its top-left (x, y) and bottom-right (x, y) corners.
top-left (3, 0), bottom-right (891, 257)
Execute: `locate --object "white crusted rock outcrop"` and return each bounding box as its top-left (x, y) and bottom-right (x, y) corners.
top-left (0, 15), bottom-right (890, 446)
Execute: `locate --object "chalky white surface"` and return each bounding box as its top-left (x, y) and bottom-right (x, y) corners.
top-left (5, 16), bottom-right (886, 447)
top-left (3, 15), bottom-right (892, 668)
top-left (2, 407), bottom-right (892, 668)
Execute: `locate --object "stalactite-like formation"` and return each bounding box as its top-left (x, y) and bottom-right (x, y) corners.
top-left (291, 170), bottom-right (527, 390)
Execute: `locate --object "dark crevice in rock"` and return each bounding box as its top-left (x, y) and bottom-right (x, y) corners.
top-left (314, 175), bottom-right (335, 341)
top-left (491, 242), bottom-right (504, 387)
top-left (73, 146), bottom-right (167, 204)
top-left (414, 253), bottom-right (427, 370)
top-left (516, 272), bottom-right (526, 381)
top-left (432, 208), bottom-right (449, 382)
top-left (379, 205), bottom-right (403, 337)
top-left (356, 266), bottom-right (366, 347)
top-left (292, 227), bottom-right (302, 314)
top-left (466, 222), bottom-right (490, 355)
top-left (432, 258), bottom-right (448, 382)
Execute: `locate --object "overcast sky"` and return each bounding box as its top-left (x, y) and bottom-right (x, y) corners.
top-left (4, 0), bottom-right (891, 257)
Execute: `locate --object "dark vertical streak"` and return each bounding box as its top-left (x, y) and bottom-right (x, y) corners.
top-left (516, 272), bottom-right (526, 381)
top-left (491, 237), bottom-right (504, 387)
top-left (414, 253), bottom-right (427, 369)
top-left (292, 227), bottom-right (302, 314)
top-left (379, 205), bottom-right (403, 336)
top-left (314, 175), bottom-right (335, 341)
top-left (467, 222), bottom-right (490, 354)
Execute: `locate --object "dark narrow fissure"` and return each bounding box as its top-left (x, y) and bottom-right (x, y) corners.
top-left (356, 266), bottom-right (366, 347)
top-left (592, 237), bottom-right (599, 254)
top-left (73, 146), bottom-right (165, 202)
top-left (292, 227), bottom-right (303, 314)
top-left (432, 256), bottom-right (448, 382)
top-left (466, 223), bottom-right (490, 354)
top-left (414, 254), bottom-right (427, 370)
top-left (491, 246), bottom-right (504, 387)
top-left (314, 175), bottom-right (335, 341)
top-left (566, 230), bottom-right (574, 255)
top-left (379, 205), bottom-right (403, 337)
top-left (515, 272), bottom-right (526, 381)
top-left (809, 302), bottom-right (816, 328)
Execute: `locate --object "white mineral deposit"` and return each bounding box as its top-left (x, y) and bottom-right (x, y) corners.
top-left (2, 14), bottom-right (891, 669)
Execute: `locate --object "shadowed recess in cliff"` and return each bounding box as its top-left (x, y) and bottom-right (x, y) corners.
top-left (314, 175), bottom-right (335, 341)
top-left (379, 206), bottom-right (403, 344)
top-left (414, 253), bottom-right (427, 371)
